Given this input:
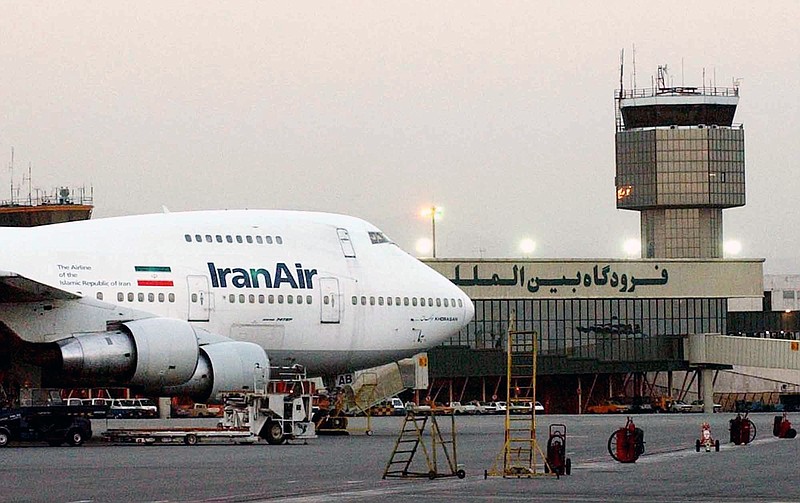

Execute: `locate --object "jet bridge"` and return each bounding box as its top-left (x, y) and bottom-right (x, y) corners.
top-left (686, 334), bottom-right (800, 412)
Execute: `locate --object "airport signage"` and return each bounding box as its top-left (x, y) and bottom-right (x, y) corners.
top-left (424, 259), bottom-right (764, 299)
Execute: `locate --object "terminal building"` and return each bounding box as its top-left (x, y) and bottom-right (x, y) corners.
top-left (419, 67), bottom-right (799, 413)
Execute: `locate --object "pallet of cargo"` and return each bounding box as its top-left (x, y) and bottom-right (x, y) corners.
top-left (103, 427), bottom-right (258, 445)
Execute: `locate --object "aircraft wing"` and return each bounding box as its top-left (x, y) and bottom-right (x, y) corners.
top-left (0, 270), bottom-right (81, 302)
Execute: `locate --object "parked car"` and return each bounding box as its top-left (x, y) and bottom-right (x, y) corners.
top-left (479, 401), bottom-right (497, 414)
top-left (489, 401), bottom-right (507, 414)
top-left (669, 400), bottom-right (693, 413)
top-left (174, 403), bottom-right (222, 418)
top-left (689, 400), bottom-right (722, 413)
top-left (534, 401), bottom-right (545, 413)
top-left (449, 401), bottom-right (480, 414)
top-left (587, 400), bottom-right (630, 414)
top-left (0, 408), bottom-right (92, 447)
top-left (110, 399), bottom-right (158, 418)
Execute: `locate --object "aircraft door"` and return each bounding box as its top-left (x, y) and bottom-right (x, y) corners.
top-left (319, 277), bottom-right (340, 324)
top-left (336, 228), bottom-right (356, 258)
top-left (187, 275), bottom-right (210, 322)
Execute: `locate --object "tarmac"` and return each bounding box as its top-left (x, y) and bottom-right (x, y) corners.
top-left (1, 412), bottom-right (798, 502)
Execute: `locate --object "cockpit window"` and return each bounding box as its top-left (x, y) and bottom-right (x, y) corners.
top-left (369, 231), bottom-right (391, 244)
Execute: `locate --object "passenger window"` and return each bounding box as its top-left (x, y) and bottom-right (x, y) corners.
top-left (278, 295), bottom-right (284, 304)
top-left (158, 293), bottom-right (165, 303)
top-left (96, 292), bottom-right (103, 300)
top-left (138, 293), bottom-right (144, 302)
top-left (351, 296), bottom-right (357, 305)
top-left (412, 298), bottom-right (418, 307)
top-left (226, 235), bottom-right (233, 243)
top-left (236, 235), bottom-right (243, 244)
top-left (361, 296), bottom-right (367, 305)
top-left (306, 295), bottom-right (312, 304)
top-left (249, 294), bottom-right (255, 303)
top-left (258, 294), bottom-right (265, 304)
top-left (256, 236), bottom-right (263, 244)
top-left (297, 295), bottom-right (303, 304)
top-left (266, 236), bottom-right (273, 244)
top-left (205, 234), bottom-right (212, 242)
top-left (246, 235), bottom-right (253, 244)
top-left (287, 295), bottom-right (293, 304)
top-left (436, 298), bottom-right (441, 307)
top-left (216, 235), bottom-right (223, 243)
top-left (444, 298), bottom-right (449, 307)
top-left (370, 296), bottom-right (375, 306)
top-left (169, 293), bottom-right (175, 302)
top-left (451, 298), bottom-right (456, 307)
top-left (324, 296), bottom-right (330, 305)
top-left (184, 234), bottom-right (191, 242)
top-left (191, 293), bottom-right (198, 303)
top-left (428, 298), bottom-right (433, 306)
top-left (128, 292), bottom-right (134, 302)
top-left (387, 297), bottom-right (393, 306)
top-left (378, 297), bottom-right (384, 306)
top-left (458, 299), bottom-right (463, 307)
top-left (195, 234), bottom-right (202, 242)
top-left (276, 236), bottom-right (283, 244)
top-left (229, 294), bottom-right (235, 303)
top-left (420, 298), bottom-right (426, 307)
top-left (148, 293), bottom-right (154, 302)
top-left (268, 295), bottom-right (275, 304)
top-left (117, 292), bottom-right (124, 302)
top-left (396, 297), bottom-right (401, 306)
top-left (239, 294), bottom-right (245, 303)
top-left (404, 297), bottom-right (409, 306)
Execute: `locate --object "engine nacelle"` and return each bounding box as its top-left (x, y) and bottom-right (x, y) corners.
top-left (57, 317), bottom-right (199, 389)
top-left (162, 341), bottom-right (269, 402)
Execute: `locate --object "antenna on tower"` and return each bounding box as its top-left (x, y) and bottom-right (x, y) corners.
top-left (619, 48), bottom-right (625, 93)
top-left (632, 43), bottom-right (637, 89)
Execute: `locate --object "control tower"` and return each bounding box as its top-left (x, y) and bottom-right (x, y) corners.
top-left (614, 66), bottom-right (745, 258)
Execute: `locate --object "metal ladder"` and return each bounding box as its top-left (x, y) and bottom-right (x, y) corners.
top-left (487, 318), bottom-right (554, 478)
top-left (383, 410), bottom-right (464, 480)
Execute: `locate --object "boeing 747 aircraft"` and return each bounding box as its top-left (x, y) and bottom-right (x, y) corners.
top-left (0, 210), bottom-right (473, 402)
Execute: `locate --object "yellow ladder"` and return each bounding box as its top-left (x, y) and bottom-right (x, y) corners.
top-left (487, 317), bottom-right (554, 478)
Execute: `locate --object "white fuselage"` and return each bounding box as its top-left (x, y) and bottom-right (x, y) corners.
top-left (0, 210), bottom-right (473, 375)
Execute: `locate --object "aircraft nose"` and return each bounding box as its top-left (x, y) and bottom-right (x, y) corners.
top-left (463, 294), bottom-right (475, 324)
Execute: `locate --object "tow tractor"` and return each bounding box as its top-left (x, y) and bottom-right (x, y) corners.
top-left (103, 365), bottom-right (316, 446)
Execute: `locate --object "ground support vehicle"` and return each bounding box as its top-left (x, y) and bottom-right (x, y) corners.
top-left (695, 422), bottom-right (720, 452)
top-left (0, 406), bottom-right (102, 447)
top-left (104, 366), bottom-right (316, 446)
top-left (608, 417), bottom-right (645, 463)
top-left (544, 424), bottom-right (571, 475)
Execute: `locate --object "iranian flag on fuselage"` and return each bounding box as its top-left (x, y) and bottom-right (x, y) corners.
top-left (135, 266), bottom-right (174, 287)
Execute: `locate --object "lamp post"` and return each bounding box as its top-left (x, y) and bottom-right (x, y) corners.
top-left (421, 206), bottom-right (443, 258)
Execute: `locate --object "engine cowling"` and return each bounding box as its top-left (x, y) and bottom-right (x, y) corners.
top-left (161, 341), bottom-right (269, 402)
top-left (57, 317), bottom-right (199, 389)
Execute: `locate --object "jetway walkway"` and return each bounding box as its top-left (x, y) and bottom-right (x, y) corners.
top-left (686, 334), bottom-right (800, 370)
top-left (685, 334), bottom-right (800, 412)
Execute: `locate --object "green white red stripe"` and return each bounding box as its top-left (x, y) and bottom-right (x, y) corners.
top-left (135, 266), bottom-right (174, 287)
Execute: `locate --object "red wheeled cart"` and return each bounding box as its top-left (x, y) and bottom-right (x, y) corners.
top-left (607, 417), bottom-right (644, 463)
top-left (773, 413), bottom-right (797, 439)
top-left (729, 413), bottom-right (756, 445)
top-left (544, 424), bottom-right (571, 476)
top-left (695, 422), bottom-right (720, 452)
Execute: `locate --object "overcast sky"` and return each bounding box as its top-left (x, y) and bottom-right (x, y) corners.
top-left (1, 1), bottom-right (798, 272)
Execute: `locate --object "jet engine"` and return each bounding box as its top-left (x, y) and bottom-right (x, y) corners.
top-left (55, 317), bottom-right (268, 401)
top-left (161, 341), bottom-right (269, 401)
